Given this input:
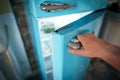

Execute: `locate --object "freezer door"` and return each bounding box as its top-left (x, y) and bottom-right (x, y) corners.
top-left (52, 10), bottom-right (105, 80)
top-left (28, 0), bottom-right (108, 17)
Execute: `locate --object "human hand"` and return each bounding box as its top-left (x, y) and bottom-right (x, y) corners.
top-left (69, 33), bottom-right (120, 71)
top-left (68, 33), bottom-right (111, 58)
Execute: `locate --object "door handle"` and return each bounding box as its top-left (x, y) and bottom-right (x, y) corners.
top-left (40, 2), bottom-right (74, 12)
top-left (68, 39), bottom-right (82, 49)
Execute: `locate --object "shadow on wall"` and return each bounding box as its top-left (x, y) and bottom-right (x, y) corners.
top-left (101, 2), bottom-right (120, 46)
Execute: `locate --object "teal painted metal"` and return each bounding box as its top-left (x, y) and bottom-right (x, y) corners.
top-left (52, 11), bottom-right (105, 80)
top-left (22, 0), bottom-right (108, 79)
top-left (22, 0), bottom-right (47, 79)
top-left (29, 0), bottom-right (108, 18)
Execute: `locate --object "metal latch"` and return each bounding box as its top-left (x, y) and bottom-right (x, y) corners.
top-left (68, 38), bottom-right (82, 49)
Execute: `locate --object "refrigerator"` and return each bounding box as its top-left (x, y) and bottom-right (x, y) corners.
top-left (22, 0), bottom-right (108, 80)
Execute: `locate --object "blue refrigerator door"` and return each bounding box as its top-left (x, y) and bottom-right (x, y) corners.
top-left (52, 10), bottom-right (105, 80)
top-left (28, 0), bottom-right (107, 18)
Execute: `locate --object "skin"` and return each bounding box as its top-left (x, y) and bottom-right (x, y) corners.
top-left (69, 34), bottom-right (120, 71)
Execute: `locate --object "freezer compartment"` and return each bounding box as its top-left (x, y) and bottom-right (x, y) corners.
top-left (28, 0), bottom-right (108, 18)
top-left (52, 11), bottom-right (105, 80)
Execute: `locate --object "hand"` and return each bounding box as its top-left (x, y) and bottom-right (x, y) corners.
top-left (69, 33), bottom-right (120, 71)
top-left (68, 33), bottom-right (111, 58)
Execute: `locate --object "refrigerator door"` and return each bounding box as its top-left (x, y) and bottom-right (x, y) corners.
top-left (37, 11), bottom-right (94, 80)
top-left (52, 10), bottom-right (105, 80)
top-left (22, 0), bottom-right (108, 80)
top-left (28, 0), bottom-right (107, 17)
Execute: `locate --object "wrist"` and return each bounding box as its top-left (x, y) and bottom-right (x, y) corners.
top-left (97, 44), bottom-right (113, 61)
top-left (97, 44), bottom-right (120, 71)
top-left (97, 43), bottom-right (120, 63)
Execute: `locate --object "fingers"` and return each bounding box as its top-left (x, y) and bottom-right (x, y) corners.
top-left (77, 34), bottom-right (85, 44)
top-left (68, 49), bottom-right (85, 56)
top-left (77, 33), bottom-right (94, 41)
top-left (68, 34), bottom-right (96, 57)
top-left (77, 33), bottom-right (95, 46)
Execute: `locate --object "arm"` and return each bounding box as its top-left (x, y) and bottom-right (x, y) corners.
top-left (69, 34), bottom-right (120, 71)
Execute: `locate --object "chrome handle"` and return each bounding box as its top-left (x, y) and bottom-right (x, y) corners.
top-left (68, 39), bottom-right (82, 49)
top-left (40, 2), bottom-right (74, 12)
